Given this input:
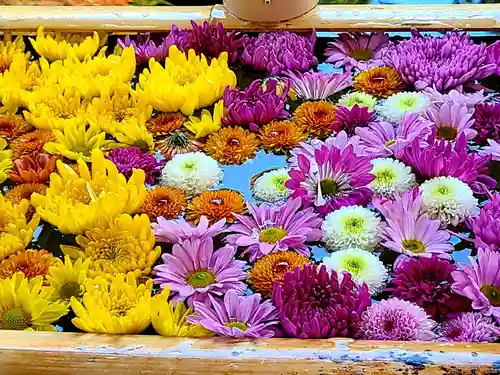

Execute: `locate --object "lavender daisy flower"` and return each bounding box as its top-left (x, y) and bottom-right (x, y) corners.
top-left (332, 105), bottom-right (376, 135)
top-left (153, 238), bottom-right (247, 306)
top-left (423, 87), bottom-right (485, 114)
top-left (452, 248), bottom-right (500, 323)
top-left (285, 71), bottom-right (352, 101)
top-left (480, 139), bottom-right (500, 161)
top-left (324, 32), bottom-right (390, 71)
top-left (222, 79), bottom-right (289, 132)
top-left (188, 290), bottom-right (279, 338)
top-left (240, 31), bottom-right (318, 76)
top-left (424, 103), bottom-right (477, 142)
top-left (152, 216), bottom-right (226, 244)
top-left (357, 298), bottom-right (437, 341)
top-left (473, 103), bottom-right (500, 145)
top-left (384, 30), bottom-right (496, 92)
top-left (105, 147), bottom-right (163, 185)
top-left (225, 197), bottom-right (322, 262)
top-left (118, 33), bottom-right (182, 65)
top-left (441, 312), bottom-right (500, 343)
top-left (286, 145), bottom-right (374, 215)
top-left (272, 264), bottom-right (371, 339)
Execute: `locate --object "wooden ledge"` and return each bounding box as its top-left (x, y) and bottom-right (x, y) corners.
top-left (1, 4), bottom-right (500, 32)
top-left (1, 331), bottom-right (500, 375)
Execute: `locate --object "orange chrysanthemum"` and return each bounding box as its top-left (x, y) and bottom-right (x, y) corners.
top-left (5, 183), bottom-right (47, 220)
top-left (0, 114), bottom-right (32, 142)
top-left (293, 101), bottom-right (337, 139)
top-left (10, 130), bottom-right (55, 159)
top-left (9, 153), bottom-right (58, 184)
top-left (187, 189), bottom-right (246, 224)
top-left (249, 251), bottom-right (311, 296)
top-left (140, 186), bottom-right (187, 222)
top-left (259, 121), bottom-right (306, 152)
top-left (147, 113), bottom-right (186, 137)
top-left (354, 66), bottom-right (405, 98)
top-left (205, 127), bottom-right (259, 165)
top-left (0, 249), bottom-right (58, 279)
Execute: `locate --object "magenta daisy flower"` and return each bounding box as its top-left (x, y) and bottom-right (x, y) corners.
top-left (188, 291), bottom-right (279, 338)
top-left (473, 103), bottom-right (500, 145)
top-left (357, 298), bottom-right (437, 341)
top-left (272, 264), bottom-right (371, 339)
top-left (105, 147), bottom-right (164, 185)
top-left (152, 216), bottom-right (226, 244)
top-left (423, 87), bottom-right (485, 114)
top-left (424, 103), bottom-right (477, 142)
top-left (441, 312), bottom-right (500, 343)
top-left (324, 32), bottom-right (390, 71)
top-left (452, 248), bottom-right (500, 323)
top-left (225, 197), bottom-right (322, 262)
top-left (285, 71), bottom-right (352, 101)
top-left (286, 145), bottom-right (374, 215)
top-left (153, 238), bottom-right (247, 306)
top-left (332, 105), bottom-right (376, 135)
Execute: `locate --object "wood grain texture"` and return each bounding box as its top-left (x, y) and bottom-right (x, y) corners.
top-left (1, 4), bottom-right (500, 32)
top-left (1, 331), bottom-right (500, 375)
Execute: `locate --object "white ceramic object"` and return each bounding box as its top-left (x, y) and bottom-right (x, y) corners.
top-left (223, 0), bottom-right (319, 23)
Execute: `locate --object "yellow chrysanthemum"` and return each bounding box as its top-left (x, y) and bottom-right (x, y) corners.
top-left (43, 122), bottom-right (109, 162)
top-left (138, 46), bottom-right (236, 116)
top-left (151, 287), bottom-right (214, 338)
top-left (30, 26), bottom-right (100, 62)
top-left (0, 33), bottom-right (29, 74)
top-left (0, 273), bottom-right (68, 331)
top-left (71, 274), bottom-right (152, 334)
top-left (31, 149), bottom-right (146, 235)
top-left (0, 138), bottom-right (13, 183)
top-left (61, 213), bottom-right (161, 280)
top-left (110, 118), bottom-right (155, 152)
top-left (46, 256), bottom-right (91, 305)
top-left (184, 100), bottom-right (223, 138)
top-left (0, 195), bottom-right (40, 262)
top-left (83, 46), bottom-right (136, 83)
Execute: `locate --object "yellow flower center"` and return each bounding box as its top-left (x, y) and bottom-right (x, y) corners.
top-left (375, 168), bottom-right (397, 185)
top-left (320, 178), bottom-right (339, 197)
top-left (174, 70), bottom-right (197, 86)
top-left (113, 109), bottom-right (134, 123)
top-left (272, 175), bottom-right (288, 192)
top-left (480, 285), bottom-right (500, 307)
top-left (344, 217), bottom-right (364, 234)
top-left (351, 49), bottom-right (373, 61)
top-left (109, 300), bottom-right (134, 317)
top-left (0, 308), bottom-right (31, 330)
top-left (344, 259), bottom-right (363, 276)
top-left (186, 270), bottom-right (216, 288)
top-left (259, 227), bottom-right (287, 244)
top-left (437, 126), bottom-right (458, 141)
top-left (59, 281), bottom-right (82, 300)
top-left (94, 241), bottom-right (126, 261)
top-left (225, 321), bottom-right (248, 331)
top-left (401, 97), bottom-right (416, 108)
top-left (385, 139), bottom-right (396, 147)
top-left (402, 239), bottom-right (426, 254)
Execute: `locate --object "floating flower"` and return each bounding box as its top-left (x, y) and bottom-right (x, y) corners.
top-left (117, 33), bottom-right (175, 66)
top-left (294, 101), bottom-right (337, 138)
top-left (325, 32), bottom-right (390, 71)
top-left (71, 275), bottom-right (153, 334)
top-left (146, 112), bottom-right (185, 137)
top-left (0, 250), bottom-right (57, 279)
top-left (9, 154), bottom-right (57, 185)
top-left (0, 273), bottom-right (68, 331)
top-left (384, 30), bottom-right (495, 92)
top-left (338, 92), bottom-right (377, 111)
top-left (155, 130), bottom-right (203, 161)
top-left (226, 197), bottom-right (322, 262)
top-left (184, 100), bottom-right (223, 138)
top-left (248, 251), bottom-right (311, 297)
top-left (285, 71), bottom-right (352, 101)
top-left (469, 193), bottom-right (500, 252)
top-left (357, 298), bottom-right (437, 341)
top-left (486, 39), bottom-right (500, 76)
top-left (332, 105), bottom-right (375, 135)
top-left (322, 248), bottom-right (388, 295)
top-left (154, 237), bottom-right (246, 305)
top-left (423, 87), bottom-right (485, 114)
top-left (240, 31), bottom-right (317, 76)
top-left (273, 264), bottom-right (371, 338)
top-left (480, 139), bottom-right (500, 162)
top-left (321, 205), bottom-right (381, 252)
top-left (354, 66), bottom-right (405, 98)
top-left (140, 186), bottom-right (187, 222)
top-left (152, 216), bottom-right (226, 244)
top-left (106, 147), bottom-right (163, 186)
top-left (377, 92), bottom-right (431, 123)
top-left (46, 256), bottom-right (91, 305)
top-left (4, 183), bottom-right (47, 220)
top-left (0, 138), bottom-right (13, 183)
top-left (109, 119), bottom-right (155, 153)
top-left (188, 290), bottom-right (279, 338)
top-left (251, 168), bottom-right (291, 203)
top-left (441, 312), bottom-right (500, 343)
top-left (0, 34), bottom-right (28, 74)
top-left (187, 189), bottom-right (246, 224)
top-left (0, 114), bottom-right (32, 141)
top-left (473, 103), bottom-right (500, 145)
top-left (369, 158), bottom-right (415, 198)
top-left (425, 103), bottom-right (476, 142)
top-left (10, 130), bottom-right (55, 159)
top-left (205, 127), bottom-right (259, 165)
top-left (259, 121), bottom-right (306, 153)
top-left (160, 152), bottom-right (222, 195)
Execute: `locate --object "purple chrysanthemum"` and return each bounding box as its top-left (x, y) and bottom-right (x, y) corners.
top-left (424, 103), bottom-right (477, 142)
top-left (240, 31), bottom-right (318, 76)
top-left (153, 238), bottom-right (247, 306)
top-left (388, 256), bottom-right (471, 321)
top-left (285, 71), bottom-right (352, 101)
top-left (152, 216), bottom-right (226, 244)
top-left (105, 147), bottom-right (163, 185)
top-left (188, 290), bottom-right (279, 338)
top-left (272, 264), bottom-right (371, 339)
top-left (486, 40), bottom-right (500, 76)
top-left (225, 197), bottom-right (322, 262)
top-left (440, 312), bottom-right (500, 343)
top-left (222, 79), bottom-right (290, 132)
top-left (468, 193), bottom-right (500, 252)
top-left (324, 32), bottom-right (390, 71)
top-left (452, 248), bottom-right (500, 323)
top-left (332, 105), bottom-right (376, 135)
top-left (473, 103), bottom-right (500, 145)
top-left (384, 30), bottom-right (496, 92)
top-left (118, 32), bottom-right (185, 65)
top-left (423, 87), bottom-right (485, 114)
top-left (357, 298), bottom-right (437, 341)
top-left (286, 145), bottom-right (374, 215)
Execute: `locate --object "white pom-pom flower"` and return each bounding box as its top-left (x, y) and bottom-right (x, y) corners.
top-left (377, 92), bottom-right (431, 122)
top-left (370, 158), bottom-right (415, 198)
top-left (322, 205), bottom-right (382, 252)
top-left (338, 92), bottom-right (377, 111)
top-left (420, 176), bottom-right (479, 227)
top-left (160, 152), bottom-right (222, 195)
top-left (251, 168), bottom-right (291, 203)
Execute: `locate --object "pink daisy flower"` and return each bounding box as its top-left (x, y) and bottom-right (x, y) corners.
top-left (285, 71), bottom-right (352, 101)
top-left (424, 103), bottom-right (477, 142)
top-left (423, 87), bottom-right (485, 114)
top-left (152, 216), bottom-right (226, 244)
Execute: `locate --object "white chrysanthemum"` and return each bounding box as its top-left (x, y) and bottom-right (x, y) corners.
top-left (338, 92), bottom-right (377, 111)
top-left (377, 92), bottom-right (431, 122)
top-left (251, 168), bottom-right (291, 203)
top-left (322, 205), bottom-right (381, 252)
top-left (160, 152), bottom-right (222, 195)
top-left (322, 249), bottom-right (388, 294)
top-left (420, 176), bottom-right (479, 227)
top-left (370, 158), bottom-right (415, 198)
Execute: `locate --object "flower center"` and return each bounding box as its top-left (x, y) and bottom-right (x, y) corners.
top-left (0, 308), bottom-right (31, 330)
top-left (320, 178), bottom-right (339, 197)
top-left (109, 300), bottom-right (134, 317)
top-left (225, 321), bottom-right (248, 331)
top-left (375, 168), bottom-right (397, 185)
top-left (59, 281), bottom-right (82, 300)
top-left (344, 259), bottom-right (363, 276)
top-left (350, 49), bottom-right (373, 61)
top-left (168, 131), bottom-right (191, 147)
top-left (272, 261), bottom-right (290, 275)
top-left (134, 140), bottom-right (150, 153)
top-left (401, 97), bottom-right (416, 109)
top-left (436, 126), bottom-right (458, 141)
top-left (402, 239), bottom-right (426, 254)
top-left (385, 139), bottom-right (396, 147)
top-left (383, 317), bottom-right (395, 332)
top-left (433, 184), bottom-right (452, 197)
top-left (272, 175), bottom-right (288, 191)
top-left (186, 270), bottom-right (216, 288)
top-left (227, 138), bottom-right (240, 146)
top-left (480, 285), bottom-right (500, 307)
top-left (182, 162), bottom-right (196, 171)
top-left (259, 227), bottom-right (287, 244)
top-left (344, 217), bottom-right (364, 234)
top-left (175, 71), bottom-right (196, 86)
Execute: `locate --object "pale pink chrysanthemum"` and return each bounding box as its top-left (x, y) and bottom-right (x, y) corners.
top-left (285, 71), bottom-right (352, 101)
top-left (423, 87), bottom-right (485, 114)
top-left (424, 103), bottom-right (477, 142)
top-left (152, 216), bottom-right (226, 244)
